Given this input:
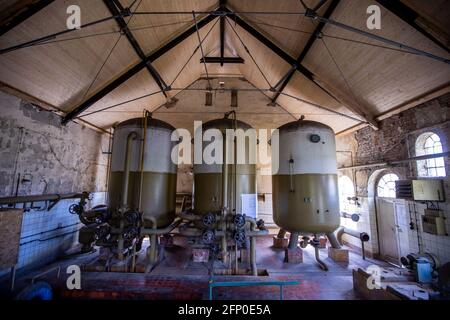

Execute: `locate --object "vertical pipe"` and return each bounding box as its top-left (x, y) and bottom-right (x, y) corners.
top-left (122, 131), bottom-right (137, 207)
top-left (288, 232), bottom-right (299, 249)
top-left (326, 232), bottom-right (341, 249)
top-left (118, 219), bottom-right (125, 260)
top-left (221, 124), bottom-right (228, 264)
top-left (314, 245), bottom-right (328, 271)
top-left (10, 265), bottom-right (16, 293)
top-left (361, 240), bottom-right (366, 260)
top-left (138, 111), bottom-right (149, 211)
top-left (277, 229), bottom-right (286, 239)
top-left (233, 113), bottom-right (238, 275)
top-left (105, 127), bottom-right (114, 204)
top-left (250, 226), bottom-right (257, 276)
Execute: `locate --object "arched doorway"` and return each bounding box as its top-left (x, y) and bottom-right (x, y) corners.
top-left (374, 172), bottom-right (409, 265)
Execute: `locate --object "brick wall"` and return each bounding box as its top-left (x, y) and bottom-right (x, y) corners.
top-left (337, 92), bottom-right (450, 263)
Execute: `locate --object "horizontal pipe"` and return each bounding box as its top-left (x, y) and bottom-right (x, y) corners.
top-left (177, 211), bottom-right (203, 221)
top-left (141, 218), bottom-right (182, 235)
top-left (0, 192), bottom-right (87, 205)
top-left (338, 151), bottom-right (450, 170)
top-left (336, 226), bottom-right (370, 243)
top-left (177, 227), bottom-right (268, 238)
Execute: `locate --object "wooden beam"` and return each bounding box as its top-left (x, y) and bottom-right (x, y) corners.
top-left (225, 7), bottom-right (378, 129)
top-left (335, 123), bottom-right (368, 137)
top-left (200, 57), bottom-right (244, 63)
top-left (219, 0), bottom-right (227, 66)
top-left (271, 0), bottom-right (340, 103)
top-left (0, 0), bottom-right (54, 36)
top-left (104, 0), bottom-right (168, 97)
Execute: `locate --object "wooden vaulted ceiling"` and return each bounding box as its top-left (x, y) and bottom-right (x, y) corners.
top-left (0, 0), bottom-right (449, 134)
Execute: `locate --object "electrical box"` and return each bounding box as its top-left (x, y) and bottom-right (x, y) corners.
top-left (413, 180), bottom-right (445, 201)
top-left (395, 179), bottom-right (445, 201)
top-left (422, 209), bottom-right (447, 235)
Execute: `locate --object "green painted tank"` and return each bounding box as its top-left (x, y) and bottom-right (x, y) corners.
top-left (108, 117), bottom-right (177, 228)
top-left (272, 120), bottom-right (340, 234)
top-left (193, 118), bottom-right (257, 218)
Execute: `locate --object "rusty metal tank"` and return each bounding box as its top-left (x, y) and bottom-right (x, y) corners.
top-left (193, 117), bottom-right (257, 217)
top-left (272, 119), bottom-right (340, 234)
top-left (108, 117), bottom-right (177, 228)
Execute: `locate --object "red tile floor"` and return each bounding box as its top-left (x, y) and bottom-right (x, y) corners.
top-left (2, 234), bottom-right (391, 300)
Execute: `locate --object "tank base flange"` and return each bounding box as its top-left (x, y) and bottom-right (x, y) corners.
top-left (284, 247), bottom-right (303, 263)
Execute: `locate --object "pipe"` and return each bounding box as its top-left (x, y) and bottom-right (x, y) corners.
top-left (250, 223), bottom-right (257, 276)
top-left (138, 111), bottom-right (147, 211)
top-left (277, 229), bottom-right (286, 239)
top-left (326, 232), bottom-right (341, 249)
top-left (338, 151), bottom-right (450, 170)
top-left (336, 227), bottom-right (370, 243)
top-left (221, 123), bottom-right (229, 264)
top-left (141, 217), bottom-right (182, 235)
top-left (177, 211), bottom-right (203, 221)
top-left (122, 131), bottom-right (137, 207)
top-left (0, 192), bottom-right (87, 205)
top-left (288, 232), bottom-right (299, 249)
top-left (117, 219), bottom-right (125, 260)
top-left (336, 226), bottom-right (370, 260)
top-left (314, 245), bottom-right (328, 271)
top-left (105, 127), bottom-right (114, 204)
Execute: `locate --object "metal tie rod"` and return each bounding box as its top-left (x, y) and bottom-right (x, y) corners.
top-left (310, 13), bottom-right (450, 65)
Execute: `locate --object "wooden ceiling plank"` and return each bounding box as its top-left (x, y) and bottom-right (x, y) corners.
top-left (376, 0), bottom-right (450, 53)
top-left (270, 0), bottom-right (341, 103)
top-left (0, 0), bottom-right (54, 37)
top-left (61, 12), bottom-right (218, 124)
top-left (225, 6), bottom-right (378, 129)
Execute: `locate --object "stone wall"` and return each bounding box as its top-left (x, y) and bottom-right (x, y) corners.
top-left (0, 90), bottom-right (108, 274)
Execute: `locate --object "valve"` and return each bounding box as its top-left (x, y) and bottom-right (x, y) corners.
top-left (69, 203), bottom-right (82, 215)
top-left (202, 229), bottom-right (216, 244)
top-left (256, 219), bottom-right (266, 230)
top-left (95, 225), bottom-right (110, 241)
top-left (234, 230), bottom-right (246, 247)
top-left (234, 214), bottom-right (246, 229)
top-left (202, 212), bottom-right (216, 229)
top-left (124, 210), bottom-right (140, 226)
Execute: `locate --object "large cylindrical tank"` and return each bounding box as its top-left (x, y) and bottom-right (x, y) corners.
top-left (193, 117), bottom-right (257, 217)
top-left (272, 119), bottom-right (339, 234)
top-left (108, 117), bottom-right (177, 228)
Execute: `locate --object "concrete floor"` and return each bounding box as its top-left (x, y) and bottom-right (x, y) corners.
top-left (2, 234), bottom-right (391, 300)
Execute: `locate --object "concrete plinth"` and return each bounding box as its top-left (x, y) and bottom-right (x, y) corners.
top-left (192, 248), bottom-right (209, 263)
top-left (328, 247), bottom-right (349, 262)
top-left (284, 247), bottom-right (303, 263)
top-left (273, 236), bottom-right (289, 249)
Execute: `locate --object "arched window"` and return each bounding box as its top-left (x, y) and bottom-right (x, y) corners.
top-left (377, 173), bottom-right (399, 198)
top-left (338, 175), bottom-right (355, 212)
top-left (415, 132), bottom-right (446, 177)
